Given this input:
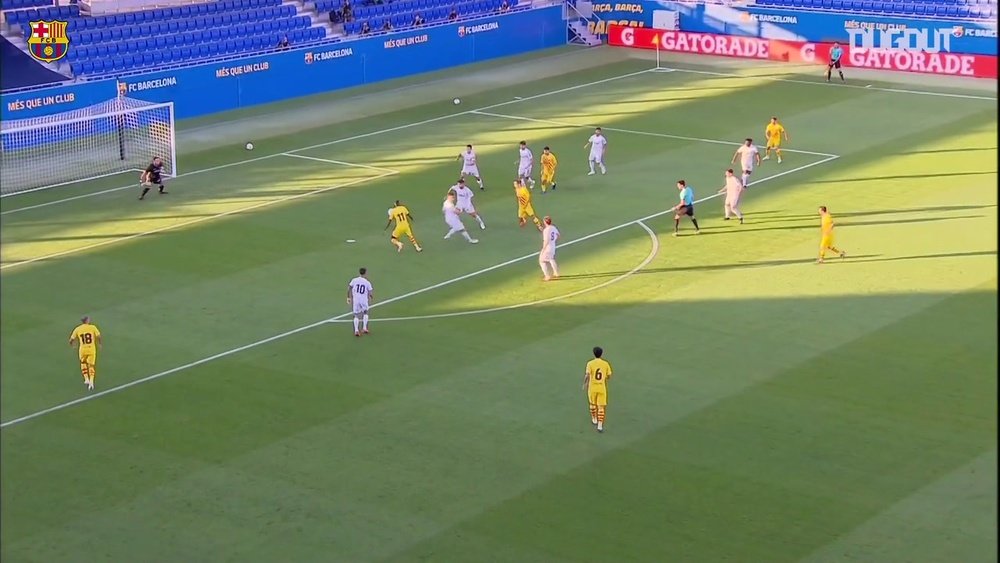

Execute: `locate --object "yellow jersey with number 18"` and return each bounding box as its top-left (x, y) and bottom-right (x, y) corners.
top-left (71, 323), bottom-right (101, 353)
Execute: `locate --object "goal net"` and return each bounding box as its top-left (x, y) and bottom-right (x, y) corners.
top-left (0, 97), bottom-right (176, 197)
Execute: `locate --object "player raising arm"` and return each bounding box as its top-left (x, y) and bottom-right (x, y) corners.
top-left (139, 156), bottom-right (168, 200)
top-left (514, 178), bottom-right (542, 231)
top-left (817, 206), bottom-right (847, 264)
top-left (457, 144), bottom-right (485, 190)
top-left (384, 200), bottom-right (423, 253)
top-left (450, 179), bottom-right (485, 230)
top-left (69, 316), bottom-right (102, 390)
top-left (539, 216), bottom-right (560, 281)
top-left (347, 268), bottom-right (374, 336)
top-left (585, 127), bottom-right (607, 176)
top-left (582, 346), bottom-right (613, 433)
top-left (517, 141), bottom-right (536, 189)
top-left (763, 117), bottom-right (789, 163)
top-left (732, 138), bottom-right (760, 188)
top-left (827, 42), bottom-right (845, 82)
top-left (540, 146), bottom-right (558, 193)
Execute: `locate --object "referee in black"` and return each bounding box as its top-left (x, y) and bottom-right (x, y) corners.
top-left (139, 156), bottom-right (168, 200)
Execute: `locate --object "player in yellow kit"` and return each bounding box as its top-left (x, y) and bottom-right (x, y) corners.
top-left (540, 146), bottom-right (558, 193)
top-left (514, 179), bottom-right (542, 230)
top-left (763, 116), bottom-right (788, 163)
top-left (384, 200), bottom-right (422, 253)
top-left (818, 206), bottom-right (846, 263)
top-left (583, 346), bottom-right (613, 433)
top-left (69, 316), bottom-right (102, 390)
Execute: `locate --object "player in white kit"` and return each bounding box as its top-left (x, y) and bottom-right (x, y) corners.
top-left (442, 192), bottom-right (479, 244)
top-left (585, 127), bottom-right (608, 176)
top-left (717, 168), bottom-right (745, 224)
top-left (457, 144), bottom-right (485, 190)
top-left (732, 138), bottom-right (760, 188)
top-left (517, 141), bottom-right (536, 189)
top-left (347, 267), bottom-right (374, 337)
top-left (450, 179), bottom-right (485, 230)
top-left (539, 216), bottom-right (560, 281)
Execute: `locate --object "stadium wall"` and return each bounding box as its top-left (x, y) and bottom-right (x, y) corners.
top-left (587, 1), bottom-right (998, 56)
top-left (1, 6), bottom-right (564, 121)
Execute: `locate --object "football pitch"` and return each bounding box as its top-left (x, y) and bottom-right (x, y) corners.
top-left (1, 50), bottom-right (997, 561)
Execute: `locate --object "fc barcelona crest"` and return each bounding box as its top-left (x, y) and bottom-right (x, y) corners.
top-left (27, 20), bottom-right (70, 63)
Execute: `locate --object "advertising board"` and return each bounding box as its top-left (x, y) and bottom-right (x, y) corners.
top-left (586, 1), bottom-right (997, 56)
top-left (608, 24), bottom-right (998, 79)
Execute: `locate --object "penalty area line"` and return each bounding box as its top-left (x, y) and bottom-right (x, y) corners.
top-left (329, 221), bottom-right (660, 324)
top-left (470, 110), bottom-right (840, 158)
top-left (0, 69), bottom-right (655, 216)
top-left (0, 156), bottom-right (833, 429)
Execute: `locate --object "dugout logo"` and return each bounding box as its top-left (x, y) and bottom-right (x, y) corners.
top-left (27, 20), bottom-right (70, 63)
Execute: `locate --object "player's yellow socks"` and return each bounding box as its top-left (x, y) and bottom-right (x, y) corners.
top-left (80, 363), bottom-right (89, 383)
top-left (597, 406), bottom-right (606, 424)
top-left (589, 404), bottom-right (598, 421)
top-left (532, 216), bottom-right (542, 229)
top-left (408, 236), bottom-right (422, 252)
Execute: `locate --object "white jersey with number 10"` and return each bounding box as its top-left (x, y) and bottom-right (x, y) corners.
top-left (349, 276), bottom-right (373, 313)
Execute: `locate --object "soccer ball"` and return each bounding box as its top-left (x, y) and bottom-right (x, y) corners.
top-left (453, 98), bottom-right (461, 105)
top-left (245, 142), bottom-right (254, 150)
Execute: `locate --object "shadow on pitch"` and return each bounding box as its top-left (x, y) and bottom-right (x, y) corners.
top-left (812, 171), bottom-right (996, 183)
top-left (684, 214), bottom-right (984, 235)
top-left (555, 250), bottom-right (996, 280)
top-left (899, 147), bottom-right (997, 156)
top-left (739, 204), bottom-right (996, 223)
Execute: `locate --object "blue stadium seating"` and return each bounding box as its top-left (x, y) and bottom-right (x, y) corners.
top-left (2, 0), bottom-right (334, 76)
top-left (327, 0), bottom-right (525, 34)
top-left (752, 0), bottom-right (995, 18)
top-left (2, 0), bottom-right (54, 9)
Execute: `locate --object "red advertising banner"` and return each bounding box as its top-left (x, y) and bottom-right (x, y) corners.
top-left (608, 24), bottom-right (998, 79)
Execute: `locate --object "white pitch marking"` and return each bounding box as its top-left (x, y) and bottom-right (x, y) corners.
top-left (0, 157), bottom-right (836, 428)
top-left (330, 221), bottom-right (659, 324)
top-left (471, 110), bottom-right (840, 158)
top-left (0, 167), bottom-right (399, 271)
top-left (280, 152), bottom-right (400, 174)
top-left (0, 69), bottom-right (655, 216)
top-left (659, 66), bottom-right (998, 101)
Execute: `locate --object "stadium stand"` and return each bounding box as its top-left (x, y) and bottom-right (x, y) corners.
top-left (318, 0), bottom-right (524, 35)
top-left (753, 0), bottom-right (997, 20)
top-left (0, 34), bottom-right (67, 89)
top-left (0, 0), bottom-right (522, 80)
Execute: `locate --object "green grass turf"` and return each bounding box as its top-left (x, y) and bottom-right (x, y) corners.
top-left (1, 54), bottom-right (997, 562)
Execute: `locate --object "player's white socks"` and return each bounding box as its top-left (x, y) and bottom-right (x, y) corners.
top-left (444, 228), bottom-right (456, 239)
top-left (362, 314), bottom-right (369, 331)
top-left (599, 162), bottom-right (606, 174)
top-left (742, 174), bottom-right (750, 187)
top-left (460, 231), bottom-right (474, 242)
top-left (549, 260), bottom-right (560, 278)
top-left (477, 178), bottom-right (484, 189)
top-left (589, 160), bottom-right (595, 174)
top-left (353, 317), bottom-right (360, 333)
top-left (475, 215), bottom-right (485, 228)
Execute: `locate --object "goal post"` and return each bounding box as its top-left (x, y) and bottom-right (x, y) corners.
top-left (0, 97), bottom-right (177, 197)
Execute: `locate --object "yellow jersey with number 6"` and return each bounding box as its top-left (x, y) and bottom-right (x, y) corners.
top-left (586, 358), bottom-right (612, 389)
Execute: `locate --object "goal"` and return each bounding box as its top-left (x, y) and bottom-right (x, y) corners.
top-left (0, 97), bottom-right (176, 197)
